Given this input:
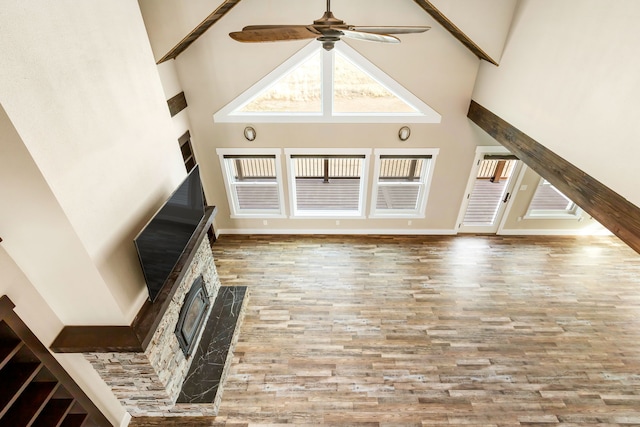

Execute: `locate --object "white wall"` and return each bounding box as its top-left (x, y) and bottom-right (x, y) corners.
top-left (0, 0), bottom-right (188, 323)
top-left (473, 0), bottom-right (640, 208)
top-left (429, 0), bottom-right (518, 63)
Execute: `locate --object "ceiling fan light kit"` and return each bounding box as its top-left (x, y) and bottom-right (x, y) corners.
top-left (229, 0), bottom-right (430, 51)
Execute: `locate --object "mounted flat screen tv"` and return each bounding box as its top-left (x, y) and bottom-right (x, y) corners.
top-left (134, 166), bottom-right (205, 302)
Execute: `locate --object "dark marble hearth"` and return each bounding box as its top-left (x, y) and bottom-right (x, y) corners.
top-left (177, 286), bottom-right (247, 404)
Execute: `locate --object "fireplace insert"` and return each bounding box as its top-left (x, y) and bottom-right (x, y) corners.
top-left (175, 276), bottom-right (210, 356)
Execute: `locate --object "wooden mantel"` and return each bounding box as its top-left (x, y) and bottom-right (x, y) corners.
top-left (51, 206), bottom-right (217, 353)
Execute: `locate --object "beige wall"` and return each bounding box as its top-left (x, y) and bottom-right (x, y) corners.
top-left (158, 0), bottom-right (484, 233)
top-left (0, 0), bottom-right (188, 323)
top-left (138, 0), bottom-right (224, 62)
top-left (500, 166), bottom-right (607, 234)
top-left (1, 2), bottom-right (194, 423)
top-left (0, 105), bottom-right (125, 324)
top-left (140, 0), bottom-right (610, 237)
top-left (473, 0), bottom-right (640, 209)
top-left (429, 0), bottom-right (518, 63)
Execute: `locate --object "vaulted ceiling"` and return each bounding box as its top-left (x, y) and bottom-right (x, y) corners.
top-left (137, 1), bottom-right (640, 255)
top-left (144, 0), bottom-right (517, 66)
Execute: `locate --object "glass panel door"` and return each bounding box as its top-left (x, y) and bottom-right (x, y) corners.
top-left (458, 153), bottom-right (520, 233)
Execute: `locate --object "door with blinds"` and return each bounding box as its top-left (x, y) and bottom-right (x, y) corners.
top-left (457, 148), bottom-right (521, 233)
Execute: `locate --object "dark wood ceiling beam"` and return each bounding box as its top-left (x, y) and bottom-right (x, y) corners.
top-left (412, 0), bottom-right (498, 66)
top-left (157, 0), bottom-right (243, 64)
top-left (167, 91), bottom-right (188, 117)
top-left (467, 100), bottom-right (640, 255)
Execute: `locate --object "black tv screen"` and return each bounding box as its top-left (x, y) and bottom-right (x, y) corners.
top-left (134, 166), bottom-right (205, 302)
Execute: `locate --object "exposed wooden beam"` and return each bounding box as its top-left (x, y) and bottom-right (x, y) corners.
top-left (412, 0), bottom-right (498, 66)
top-left (157, 0), bottom-right (243, 64)
top-left (167, 91), bottom-right (188, 117)
top-left (467, 100), bottom-right (640, 255)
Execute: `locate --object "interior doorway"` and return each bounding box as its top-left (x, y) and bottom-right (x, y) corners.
top-left (457, 147), bottom-right (521, 233)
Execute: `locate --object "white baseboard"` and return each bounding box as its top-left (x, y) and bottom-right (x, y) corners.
top-left (499, 228), bottom-right (613, 236)
top-left (120, 413), bottom-right (132, 427)
top-left (217, 228), bottom-right (458, 236)
top-left (216, 228), bottom-right (613, 237)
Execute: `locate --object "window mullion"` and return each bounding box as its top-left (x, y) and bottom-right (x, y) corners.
top-left (322, 49), bottom-right (334, 118)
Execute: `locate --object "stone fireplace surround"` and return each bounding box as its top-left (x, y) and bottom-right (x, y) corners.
top-left (86, 235), bottom-right (219, 416)
top-left (51, 207), bottom-right (238, 416)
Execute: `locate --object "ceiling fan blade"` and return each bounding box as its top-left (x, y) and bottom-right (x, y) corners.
top-left (240, 25), bottom-right (311, 31)
top-left (350, 26), bottom-right (431, 35)
top-left (230, 26), bottom-right (320, 42)
top-left (339, 29), bottom-right (400, 43)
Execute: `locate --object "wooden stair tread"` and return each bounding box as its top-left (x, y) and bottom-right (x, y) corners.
top-left (32, 397), bottom-right (75, 427)
top-left (60, 412), bottom-right (88, 427)
top-left (0, 361), bottom-right (41, 416)
top-left (0, 340), bottom-right (22, 370)
top-left (0, 296), bottom-right (110, 426)
top-left (2, 381), bottom-right (58, 426)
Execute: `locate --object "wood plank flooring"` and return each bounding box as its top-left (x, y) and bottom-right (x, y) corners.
top-left (130, 234), bottom-right (640, 426)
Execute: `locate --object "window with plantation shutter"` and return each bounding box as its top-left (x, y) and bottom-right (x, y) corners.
top-left (285, 149), bottom-right (370, 217)
top-left (216, 149), bottom-right (285, 217)
top-left (525, 178), bottom-right (581, 219)
top-left (371, 149), bottom-right (439, 217)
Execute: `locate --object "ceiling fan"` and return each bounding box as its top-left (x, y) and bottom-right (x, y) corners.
top-left (229, 0), bottom-right (430, 51)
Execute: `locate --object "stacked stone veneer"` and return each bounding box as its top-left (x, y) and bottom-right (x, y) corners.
top-left (84, 237), bottom-right (220, 416)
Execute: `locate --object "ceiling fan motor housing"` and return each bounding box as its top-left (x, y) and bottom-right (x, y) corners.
top-left (313, 10), bottom-right (345, 26)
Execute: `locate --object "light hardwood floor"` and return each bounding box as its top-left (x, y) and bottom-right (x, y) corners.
top-left (130, 234), bottom-right (640, 426)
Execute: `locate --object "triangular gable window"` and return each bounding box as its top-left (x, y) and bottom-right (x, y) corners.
top-left (239, 50), bottom-right (322, 114)
top-left (333, 50), bottom-right (418, 114)
top-left (214, 42), bottom-right (440, 124)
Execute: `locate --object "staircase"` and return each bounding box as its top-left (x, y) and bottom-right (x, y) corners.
top-left (0, 296), bottom-right (111, 427)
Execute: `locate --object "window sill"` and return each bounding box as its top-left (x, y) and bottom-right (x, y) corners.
top-left (230, 213), bottom-right (287, 219)
top-left (370, 213), bottom-right (424, 219)
top-left (290, 213), bottom-right (366, 219)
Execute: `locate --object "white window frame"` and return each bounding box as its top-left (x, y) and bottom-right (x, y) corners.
top-left (370, 148), bottom-right (439, 218)
top-left (524, 178), bottom-right (582, 219)
top-left (214, 42), bottom-right (440, 124)
top-left (216, 148), bottom-right (286, 218)
top-left (285, 148), bottom-right (371, 218)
